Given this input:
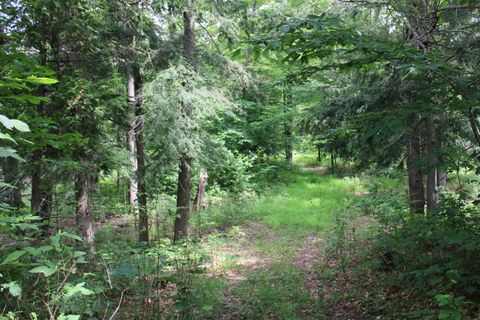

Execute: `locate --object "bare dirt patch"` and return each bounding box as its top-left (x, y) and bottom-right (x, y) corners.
top-left (301, 165), bottom-right (328, 175)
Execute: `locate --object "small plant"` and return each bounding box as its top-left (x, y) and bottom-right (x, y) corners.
top-left (435, 294), bottom-right (471, 320)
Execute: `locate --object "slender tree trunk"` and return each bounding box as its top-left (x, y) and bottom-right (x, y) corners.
top-left (317, 145), bottom-right (322, 163)
top-left (467, 107), bottom-right (480, 147)
top-left (285, 124), bottom-right (293, 163)
top-left (127, 71), bottom-right (138, 212)
top-left (75, 171), bottom-right (94, 250)
top-left (3, 158), bottom-right (23, 208)
top-left (134, 74), bottom-right (148, 243)
top-left (31, 47), bottom-right (52, 232)
top-left (283, 89), bottom-right (293, 164)
top-left (437, 113), bottom-right (447, 188)
top-left (174, 157), bottom-right (191, 241)
top-left (406, 113), bottom-right (425, 214)
top-left (330, 152), bottom-right (335, 172)
top-left (426, 114), bottom-right (438, 210)
top-left (194, 168), bottom-right (208, 211)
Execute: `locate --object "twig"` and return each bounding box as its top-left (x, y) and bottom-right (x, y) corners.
top-left (109, 288), bottom-right (127, 320)
top-left (197, 21), bottom-right (222, 55)
top-left (100, 256), bottom-right (113, 290)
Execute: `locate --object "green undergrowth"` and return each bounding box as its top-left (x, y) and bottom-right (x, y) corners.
top-left (194, 163), bottom-right (365, 235)
top-left (321, 173), bottom-right (480, 319)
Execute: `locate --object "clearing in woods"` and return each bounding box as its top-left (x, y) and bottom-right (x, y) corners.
top-left (196, 160), bottom-right (365, 319)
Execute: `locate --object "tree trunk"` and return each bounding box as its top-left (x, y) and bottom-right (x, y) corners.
top-left (134, 73), bottom-right (148, 243)
top-left (127, 71), bottom-right (138, 213)
top-left (31, 48), bottom-right (52, 233)
top-left (406, 113), bottom-right (425, 214)
top-left (75, 171), bottom-right (94, 250)
top-left (426, 114), bottom-right (438, 211)
top-left (31, 150), bottom-right (53, 232)
top-left (3, 158), bottom-right (23, 208)
top-left (173, 1), bottom-right (195, 242)
top-left (330, 152), bottom-right (335, 172)
top-left (317, 145), bottom-right (321, 163)
top-left (283, 89), bottom-right (293, 164)
top-left (437, 113), bottom-right (447, 189)
top-left (174, 157), bottom-right (191, 242)
top-left (285, 124), bottom-right (293, 164)
top-left (194, 168), bottom-right (208, 211)
top-left (183, 0), bottom-right (196, 64)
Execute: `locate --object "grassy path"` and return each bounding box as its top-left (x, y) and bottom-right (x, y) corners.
top-left (196, 165), bottom-right (364, 319)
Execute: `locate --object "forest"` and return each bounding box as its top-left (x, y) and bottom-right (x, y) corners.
top-left (1, 0), bottom-right (480, 319)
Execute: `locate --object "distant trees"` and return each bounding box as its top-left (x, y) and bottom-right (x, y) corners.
top-left (263, 0), bottom-right (480, 214)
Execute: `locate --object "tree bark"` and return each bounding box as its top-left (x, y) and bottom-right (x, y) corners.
top-left (31, 47), bottom-right (52, 232)
top-left (2, 158), bottom-right (23, 208)
top-left (127, 70), bottom-right (138, 213)
top-left (173, 1), bottom-right (196, 242)
top-left (134, 73), bottom-right (149, 243)
top-left (406, 113), bottom-right (425, 214)
top-left (194, 168), bottom-right (208, 211)
top-left (174, 157), bottom-right (191, 242)
top-left (183, 0), bottom-right (196, 64)
top-left (283, 89), bottom-right (293, 164)
top-left (437, 113), bottom-right (447, 189)
top-left (426, 114), bottom-right (438, 211)
top-left (75, 171), bottom-right (94, 250)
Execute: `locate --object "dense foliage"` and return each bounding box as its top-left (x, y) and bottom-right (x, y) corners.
top-left (1, 0), bottom-right (480, 319)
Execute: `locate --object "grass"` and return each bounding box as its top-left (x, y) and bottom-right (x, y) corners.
top-left (186, 159), bottom-right (367, 319)
top-left (252, 170), bottom-right (365, 233)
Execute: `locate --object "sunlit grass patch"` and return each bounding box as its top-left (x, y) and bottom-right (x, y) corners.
top-left (251, 170), bottom-right (365, 232)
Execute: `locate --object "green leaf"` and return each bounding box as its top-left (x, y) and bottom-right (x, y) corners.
top-left (1, 282), bottom-right (22, 297)
top-left (0, 132), bottom-right (16, 143)
top-left (57, 314), bottom-right (80, 320)
top-left (0, 115), bottom-right (13, 130)
top-left (25, 76), bottom-right (59, 85)
top-left (29, 265), bottom-right (56, 277)
top-left (9, 119), bottom-right (30, 132)
top-left (63, 282), bottom-right (94, 299)
top-left (8, 283), bottom-right (21, 297)
top-left (1, 250), bottom-right (26, 265)
top-left (59, 232), bottom-right (83, 242)
top-left (0, 147), bottom-right (25, 161)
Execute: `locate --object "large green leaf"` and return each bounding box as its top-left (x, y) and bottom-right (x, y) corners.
top-left (63, 282), bottom-right (94, 299)
top-left (1, 281), bottom-right (22, 297)
top-left (9, 119), bottom-right (30, 132)
top-left (29, 265), bottom-right (56, 277)
top-left (1, 250), bottom-right (26, 265)
top-left (25, 76), bottom-right (59, 85)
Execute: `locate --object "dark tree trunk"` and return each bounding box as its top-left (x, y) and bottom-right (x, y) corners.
top-left (174, 157), bottom-right (191, 242)
top-left (134, 74), bottom-right (148, 243)
top-left (285, 124), bottom-right (293, 164)
top-left (31, 150), bottom-right (52, 232)
top-left (467, 107), bottom-right (480, 147)
top-left (437, 113), bottom-right (447, 189)
top-left (406, 113), bottom-right (425, 214)
top-left (317, 145), bottom-right (322, 163)
top-left (330, 152), bottom-right (335, 172)
top-left (183, 0), bottom-right (196, 64)
top-left (194, 168), bottom-right (208, 211)
top-left (3, 158), bottom-right (23, 208)
top-left (31, 47), bottom-right (52, 231)
top-left (283, 89), bottom-right (293, 164)
top-left (426, 114), bottom-right (438, 211)
top-left (75, 171), bottom-right (94, 250)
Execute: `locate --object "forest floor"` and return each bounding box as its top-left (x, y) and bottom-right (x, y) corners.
top-left (194, 162), bottom-right (366, 319)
